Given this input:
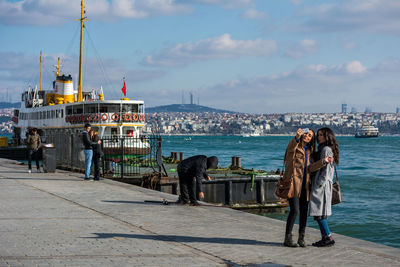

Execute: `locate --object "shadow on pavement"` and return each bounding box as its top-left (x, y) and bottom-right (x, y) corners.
top-left (86, 233), bottom-right (282, 247)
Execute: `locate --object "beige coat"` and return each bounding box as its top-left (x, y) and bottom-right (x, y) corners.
top-left (283, 138), bottom-right (325, 201)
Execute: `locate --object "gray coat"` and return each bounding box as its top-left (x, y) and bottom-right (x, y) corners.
top-left (309, 146), bottom-right (334, 217)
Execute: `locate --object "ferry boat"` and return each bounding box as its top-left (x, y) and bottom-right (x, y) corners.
top-left (11, 0), bottom-right (148, 153)
top-left (355, 124), bottom-right (379, 138)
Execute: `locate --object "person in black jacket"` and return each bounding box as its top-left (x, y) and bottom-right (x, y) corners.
top-left (89, 130), bottom-right (103, 181)
top-left (177, 155), bottom-right (218, 205)
top-left (82, 123), bottom-right (101, 180)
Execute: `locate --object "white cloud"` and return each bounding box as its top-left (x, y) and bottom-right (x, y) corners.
top-left (284, 39), bottom-right (318, 59)
top-left (0, 0), bottom-right (193, 25)
top-left (184, 0), bottom-right (254, 9)
top-left (345, 61), bottom-right (366, 74)
top-left (296, 0), bottom-right (400, 35)
top-left (241, 8), bottom-right (269, 19)
top-left (142, 33), bottom-right (277, 67)
top-left (178, 60), bottom-right (375, 113)
top-left (0, 51), bottom-right (164, 100)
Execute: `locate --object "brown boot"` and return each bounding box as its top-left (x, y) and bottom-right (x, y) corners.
top-left (284, 233), bottom-right (298, 247)
top-left (298, 232), bottom-right (306, 247)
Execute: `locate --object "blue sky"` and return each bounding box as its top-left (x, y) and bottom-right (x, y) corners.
top-left (0, 0), bottom-right (399, 113)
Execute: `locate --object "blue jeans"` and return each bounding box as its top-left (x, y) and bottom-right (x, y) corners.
top-left (84, 149), bottom-right (93, 179)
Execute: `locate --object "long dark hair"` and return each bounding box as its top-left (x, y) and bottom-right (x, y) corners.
top-left (317, 127), bottom-right (340, 164)
top-left (302, 129), bottom-right (316, 154)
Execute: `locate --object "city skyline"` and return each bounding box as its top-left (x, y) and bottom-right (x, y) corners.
top-left (1, 0), bottom-right (400, 114)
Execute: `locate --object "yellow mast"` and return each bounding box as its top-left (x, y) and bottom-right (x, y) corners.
top-left (75, 0), bottom-right (89, 102)
top-left (39, 51), bottom-right (43, 91)
top-left (56, 57), bottom-right (61, 76)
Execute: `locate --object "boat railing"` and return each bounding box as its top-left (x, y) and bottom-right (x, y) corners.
top-left (64, 112), bottom-right (146, 124)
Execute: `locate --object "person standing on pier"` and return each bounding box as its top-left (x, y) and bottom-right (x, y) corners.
top-left (309, 127), bottom-right (339, 247)
top-left (26, 128), bottom-right (41, 173)
top-left (89, 130), bottom-right (103, 181)
top-left (177, 155), bottom-right (218, 205)
top-left (281, 128), bottom-right (316, 247)
top-left (82, 123), bottom-right (101, 181)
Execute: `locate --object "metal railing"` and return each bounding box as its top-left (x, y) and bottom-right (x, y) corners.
top-left (46, 133), bottom-right (163, 178)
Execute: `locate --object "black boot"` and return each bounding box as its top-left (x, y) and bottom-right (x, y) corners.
top-left (284, 233), bottom-right (298, 247)
top-left (298, 232), bottom-right (306, 247)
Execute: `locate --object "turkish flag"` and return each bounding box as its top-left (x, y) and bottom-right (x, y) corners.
top-left (121, 81), bottom-right (127, 96)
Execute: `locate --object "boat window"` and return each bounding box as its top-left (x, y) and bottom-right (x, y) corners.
top-left (47, 111), bottom-right (50, 119)
top-left (84, 104), bottom-right (97, 114)
top-left (66, 106), bottom-right (73, 115)
top-left (61, 109), bottom-right (64, 118)
top-left (138, 104), bottom-right (144, 113)
top-left (99, 105), bottom-right (107, 113)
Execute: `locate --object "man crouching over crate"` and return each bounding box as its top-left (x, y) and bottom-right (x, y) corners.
top-left (177, 155), bottom-right (218, 206)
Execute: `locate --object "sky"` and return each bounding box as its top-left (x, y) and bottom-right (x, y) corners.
top-left (0, 0), bottom-right (399, 114)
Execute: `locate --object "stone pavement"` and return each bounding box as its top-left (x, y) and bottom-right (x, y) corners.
top-left (0, 159), bottom-right (399, 267)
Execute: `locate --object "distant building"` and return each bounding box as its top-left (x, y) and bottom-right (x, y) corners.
top-left (396, 107), bottom-right (400, 114)
top-left (351, 107), bottom-right (357, 113)
top-left (342, 103), bottom-right (348, 113)
top-left (365, 107), bottom-right (372, 113)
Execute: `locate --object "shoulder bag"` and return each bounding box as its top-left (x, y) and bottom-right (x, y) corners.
top-left (275, 148), bottom-right (294, 199)
top-left (331, 166), bottom-right (343, 205)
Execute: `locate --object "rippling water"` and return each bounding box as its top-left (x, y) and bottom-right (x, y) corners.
top-left (162, 135), bottom-right (400, 248)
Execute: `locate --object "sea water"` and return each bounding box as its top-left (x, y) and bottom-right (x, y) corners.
top-left (162, 135), bottom-right (400, 248)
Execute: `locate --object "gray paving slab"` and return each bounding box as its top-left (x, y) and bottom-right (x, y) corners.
top-left (0, 159), bottom-right (399, 267)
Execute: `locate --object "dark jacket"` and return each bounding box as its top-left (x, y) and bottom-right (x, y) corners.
top-left (82, 130), bottom-right (96, 150)
top-left (26, 133), bottom-right (41, 151)
top-left (177, 155), bottom-right (218, 193)
top-left (92, 135), bottom-right (103, 157)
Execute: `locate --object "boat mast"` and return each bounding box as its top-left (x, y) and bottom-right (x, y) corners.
top-left (75, 0), bottom-right (88, 102)
top-left (40, 51), bottom-right (43, 91)
top-left (56, 57), bottom-right (61, 76)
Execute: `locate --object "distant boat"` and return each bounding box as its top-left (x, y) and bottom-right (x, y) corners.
top-left (355, 124), bottom-right (379, 138)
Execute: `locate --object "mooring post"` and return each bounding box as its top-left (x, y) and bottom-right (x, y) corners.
top-left (236, 157), bottom-right (242, 168)
top-left (225, 180), bottom-right (233, 206)
top-left (179, 152), bottom-right (184, 161)
top-left (231, 157), bottom-right (236, 167)
top-left (257, 178), bottom-right (265, 204)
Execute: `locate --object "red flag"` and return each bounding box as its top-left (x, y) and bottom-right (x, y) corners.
top-left (121, 81), bottom-right (126, 96)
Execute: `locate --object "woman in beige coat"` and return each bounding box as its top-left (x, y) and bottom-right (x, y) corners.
top-left (283, 128), bottom-right (315, 247)
top-left (283, 128), bottom-right (332, 247)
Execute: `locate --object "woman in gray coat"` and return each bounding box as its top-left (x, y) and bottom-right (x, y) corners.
top-left (309, 127), bottom-right (339, 247)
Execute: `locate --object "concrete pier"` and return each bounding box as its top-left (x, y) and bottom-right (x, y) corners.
top-left (0, 158), bottom-right (399, 266)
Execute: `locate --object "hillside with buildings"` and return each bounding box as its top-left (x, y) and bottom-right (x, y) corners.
top-left (1, 102), bottom-right (399, 136)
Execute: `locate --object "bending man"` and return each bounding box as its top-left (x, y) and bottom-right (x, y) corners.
top-left (177, 155), bottom-right (218, 205)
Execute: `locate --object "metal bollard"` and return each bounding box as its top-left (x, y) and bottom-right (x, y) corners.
top-left (179, 152), bottom-right (184, 161)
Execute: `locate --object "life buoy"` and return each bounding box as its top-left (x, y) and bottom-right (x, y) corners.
top-left (123, 113), bottom-right (131, 122)
top-left (84, 114), bottom-right (89, 122)
top-left (132, 113), bottom-right (138, 122)
top-left (101, 113), bottom-right (108, 121)
top-left (138, 114), bottom-right (144, 122)
top-left (93, 113), bottom-right (100, 122)
top-left (140, 114), bottom-right (145, 122)
top-left (111, 113), bottom-right (119, 121)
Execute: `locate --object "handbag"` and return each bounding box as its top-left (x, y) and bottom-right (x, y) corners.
top-left (275, 176), bottom-right (294, 199)
top-left (275, 148), bottom-right (294, 199)
top-left (331, 166), bottom-right (343, 205)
